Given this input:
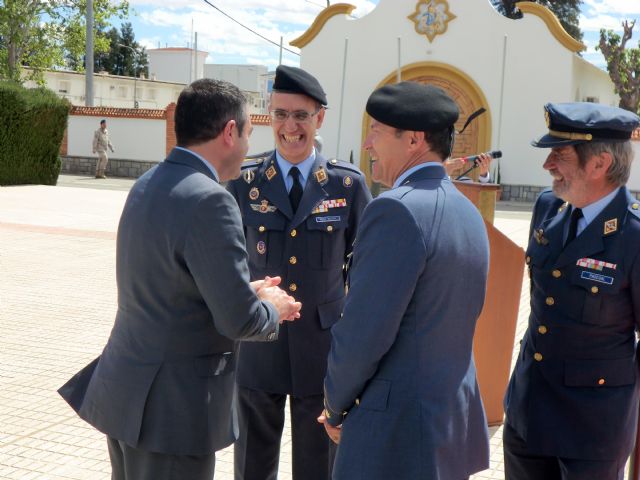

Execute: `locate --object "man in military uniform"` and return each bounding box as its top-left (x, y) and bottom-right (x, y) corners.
top-left (93, 119), bottom-right (115, 179)
top-left (503, 102), bottom-right (640, 480)
top-left (227, 65), bottom-right (371, 480)
top-left (320, 82), bottom-right (490, 480)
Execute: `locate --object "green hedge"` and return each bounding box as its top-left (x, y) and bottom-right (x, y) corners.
top-left (0, 82), bottom-right (70, 186)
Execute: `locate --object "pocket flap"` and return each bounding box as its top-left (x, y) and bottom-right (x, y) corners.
top-left (194, 352), bottom-right (235, 377)
top-left (359, 379), bottom-right (391, 411)
top-left (564, 356), bottom-right (635, 387)
top-left (244, 213), bottom-right (286, 231)
top-left (317, 296), bottom-right (345, 329)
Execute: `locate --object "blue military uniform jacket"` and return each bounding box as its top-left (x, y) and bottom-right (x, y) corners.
top-left (227, 151), bottom-right (371, 397)
top-left (505, 187), bottom-right (640, 462)
top-left (324, 164), bottom-right (490, 480)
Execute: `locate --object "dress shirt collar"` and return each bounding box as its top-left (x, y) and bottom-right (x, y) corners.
top-left (174, 146), bottom-right (219, 182)
top-left (574, 187), bottom-right (620, 235)
top-left (275, 148), bottom-right (317, 191)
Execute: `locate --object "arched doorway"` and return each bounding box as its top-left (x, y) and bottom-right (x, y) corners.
top-left (360, 62), bottom-right (492, 185)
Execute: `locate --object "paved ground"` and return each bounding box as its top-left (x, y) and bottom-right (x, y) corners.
top-left (0, 175), bottom-right (623, 479)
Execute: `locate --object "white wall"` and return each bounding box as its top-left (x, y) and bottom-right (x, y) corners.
top-left (248, 125), bottom-right (275, 156)
top-left (67, 116), bottom-right (166, 162)
top-left (148, 49), bottom-right (208, 84)
top-left (298, 0), bottom-right (635, 189)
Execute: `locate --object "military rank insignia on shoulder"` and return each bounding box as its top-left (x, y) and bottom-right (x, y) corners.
top-left (326, 158), bottom-right (363, 175)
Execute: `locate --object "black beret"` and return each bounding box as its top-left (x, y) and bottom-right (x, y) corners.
top-left (366, 82), bottom-right (459, 131)
top-left (532, 102), bottom-right (640, 148)
top-left (273, 65), bottom-right (327, 106)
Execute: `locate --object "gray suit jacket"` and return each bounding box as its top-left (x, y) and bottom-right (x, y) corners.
top-left (59, 148), bottom-right (280, 455)
top-left (324, 164), bottom-right (490, 479)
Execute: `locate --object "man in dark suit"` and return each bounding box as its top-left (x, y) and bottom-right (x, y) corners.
top-left (503, 102), bottom-right (640, 480)
top-left (320, 82), bottom-right (490, 480)
top-left (58, 78), bottom-right (302, 480)
top-left (227, 66), bottom-right (371, 480)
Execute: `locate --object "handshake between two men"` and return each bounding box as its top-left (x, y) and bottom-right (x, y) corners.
top-left (251, 275), bottom-right (302, 323)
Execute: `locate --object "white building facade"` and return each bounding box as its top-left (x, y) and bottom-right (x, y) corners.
top-left (291, 1), bottom-right (638, 199)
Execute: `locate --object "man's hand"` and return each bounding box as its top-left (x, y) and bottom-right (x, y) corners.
top-left (256, 278), bottom-right (301, 322)
top-left (444, 157), bottom-right (465, 175)
top-left (476, 152), bottom-right (492, 177)
top-left (317, 411), bottom-right (341, 444)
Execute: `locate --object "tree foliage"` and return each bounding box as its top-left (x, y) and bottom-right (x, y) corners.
top-left (93, 22), bottom-right (149, 78)
top-left (0, 0), bottom-right (129, 84)
top-left (598, 21), bottom-right (640, 114)
top-left (491, 0), bottom-right (583, 43)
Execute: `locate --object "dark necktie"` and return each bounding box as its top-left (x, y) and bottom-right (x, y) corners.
top-left (289, 167), bottom-right (303, 213)
top-left (565, 207), bottom-right (583, 246)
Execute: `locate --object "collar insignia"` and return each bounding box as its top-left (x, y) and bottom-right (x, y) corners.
top-left (604, 218), bottom-right (618, 235)
top-left (314, 167), bottom-right (328, 185)
top-left (265, 165), bottom-right (277, 181)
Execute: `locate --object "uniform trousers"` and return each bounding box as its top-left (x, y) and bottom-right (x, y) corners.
top-left (234, 386), bottom-right (336, 480)
top-left (503, 421), bottom-right (625, 480)
top-left (107, 436), bottom-right (216, 480)
top-left (96, 152), bottom-right (109, 176)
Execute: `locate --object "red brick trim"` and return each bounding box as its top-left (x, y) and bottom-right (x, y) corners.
top-left (70, 106), bottom-right (166, 120)
top-left (251, 114), bottom-right (271, 126)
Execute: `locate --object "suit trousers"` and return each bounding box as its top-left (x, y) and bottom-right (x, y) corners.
top-left (234, 386), bottom-right (336, 480)
top-left (107, 436), bottom-right (216, 480)
top-left (503, 422), bottom-right (625, 480)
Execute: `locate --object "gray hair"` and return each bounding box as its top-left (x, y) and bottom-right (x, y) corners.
top-left (575, 140), bottom-right (634, 187)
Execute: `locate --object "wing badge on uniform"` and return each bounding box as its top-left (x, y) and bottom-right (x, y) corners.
top-left (251, 200), bottom-right (277, 213)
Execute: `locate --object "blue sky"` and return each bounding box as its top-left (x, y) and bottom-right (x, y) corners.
top-left (119, 0), bottom-right (640, 71)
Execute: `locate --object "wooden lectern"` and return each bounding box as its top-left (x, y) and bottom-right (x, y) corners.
top-left (454, 181), bottom-right (525, 426)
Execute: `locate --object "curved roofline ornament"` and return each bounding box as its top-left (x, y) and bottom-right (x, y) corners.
top-left (408, 0), bottom-right (456, 43)
top-left (515, 2), bottom-right (585, 52)
top-left (290, 3), bottom-right (356, 49)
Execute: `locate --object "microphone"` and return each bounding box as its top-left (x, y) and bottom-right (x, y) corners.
top-left (454, 150), bottom-right (502, 180)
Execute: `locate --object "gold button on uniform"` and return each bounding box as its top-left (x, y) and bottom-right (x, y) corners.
top-left (632, 203), bottom-right (639, 210)
top-left (259, 225), bottom-right (266, 232)
top-left (538, 325), bottom-right (548, 334)
top-left (552, 270), bottom-right (561, 278)
top-left (591, 286), bottom-right (599, 294)
top-left (290, 229), bottom-right (297, 237)
top-left (598, 378), bottom-right (606, 385)
top-left (327, 225), bottom-right (333, 232)
top-left (534, 353), bottom-right (543, 362)
top-left (526, 256), bottom-right (531, 265)
top-left (289, 256), bottom-right (297, 265)
top-left (545, 297), bottom-right (555, 306)
top-left (355, 398), bottom-right (360, 406)
top-left (289, 283), bottom-right (297, 292)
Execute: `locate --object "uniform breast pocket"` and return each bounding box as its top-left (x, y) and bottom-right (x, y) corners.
top-left (305, 213), bottom-right (348, 270)
top-left (570, 266), bottom-right (622, 325)
top-left (244, 214), bottom-right (286, 269)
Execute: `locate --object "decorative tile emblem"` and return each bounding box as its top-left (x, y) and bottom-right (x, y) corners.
top-left (408, 0), bottom-right (456, 43)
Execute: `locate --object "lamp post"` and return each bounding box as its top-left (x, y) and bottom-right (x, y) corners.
top-left (118, 43), bottom-right (138, 108)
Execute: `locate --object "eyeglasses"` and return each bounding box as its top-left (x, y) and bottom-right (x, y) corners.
top-left (269, 108), bottom-right (322, 124)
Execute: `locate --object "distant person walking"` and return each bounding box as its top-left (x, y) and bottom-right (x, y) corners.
top-left (93, 119), bottom-right (114, 179)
